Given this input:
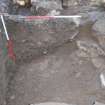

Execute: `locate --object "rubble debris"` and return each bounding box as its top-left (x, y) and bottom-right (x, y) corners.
top-left (32, 0), bottom-right (62, 10)
top-left (0, 0), bottom-right (9, 13)
top-left (76, 40), bottom-right (105, 57)
top-left (61, 0), bottom-right (68, 8)
top-left (10, 94), bottom-right (15, 100)
top-left (76, 40), bottom-right (105, 68)
top-left (93, 17), bottom-right (105, 35)
top-left (90, 0), bottom-right (105, 7)
top-left (47, 10), bottom-right (60, 16)
top-left (13, 0), bottom-right (31, 7)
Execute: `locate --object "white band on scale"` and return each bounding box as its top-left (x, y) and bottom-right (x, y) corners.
top-left (0, 15), bottom-right (9, 40)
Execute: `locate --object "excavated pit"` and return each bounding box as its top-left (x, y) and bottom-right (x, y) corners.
top-left (0, 17), bottom-right (104, 105)
top-left (1, 1), bottom-right (105, 105)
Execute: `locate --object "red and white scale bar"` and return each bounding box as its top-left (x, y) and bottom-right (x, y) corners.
top-left (1, 15), bottom-right (16, 61)
top-left (20, 15), bottom-right (82, 20)
top-left (0, 13), bottom-right (82, 20)
top-left (0, 13), bottom-right (81, 20)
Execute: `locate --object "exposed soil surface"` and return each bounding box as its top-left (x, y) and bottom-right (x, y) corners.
top-left (0, 1), bottom-right (105, 105)
top-left (4, 17), bottom-right (105, 105)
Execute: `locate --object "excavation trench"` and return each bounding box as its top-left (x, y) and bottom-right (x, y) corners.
top-left (1, 1), bottom-right (105, 105)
